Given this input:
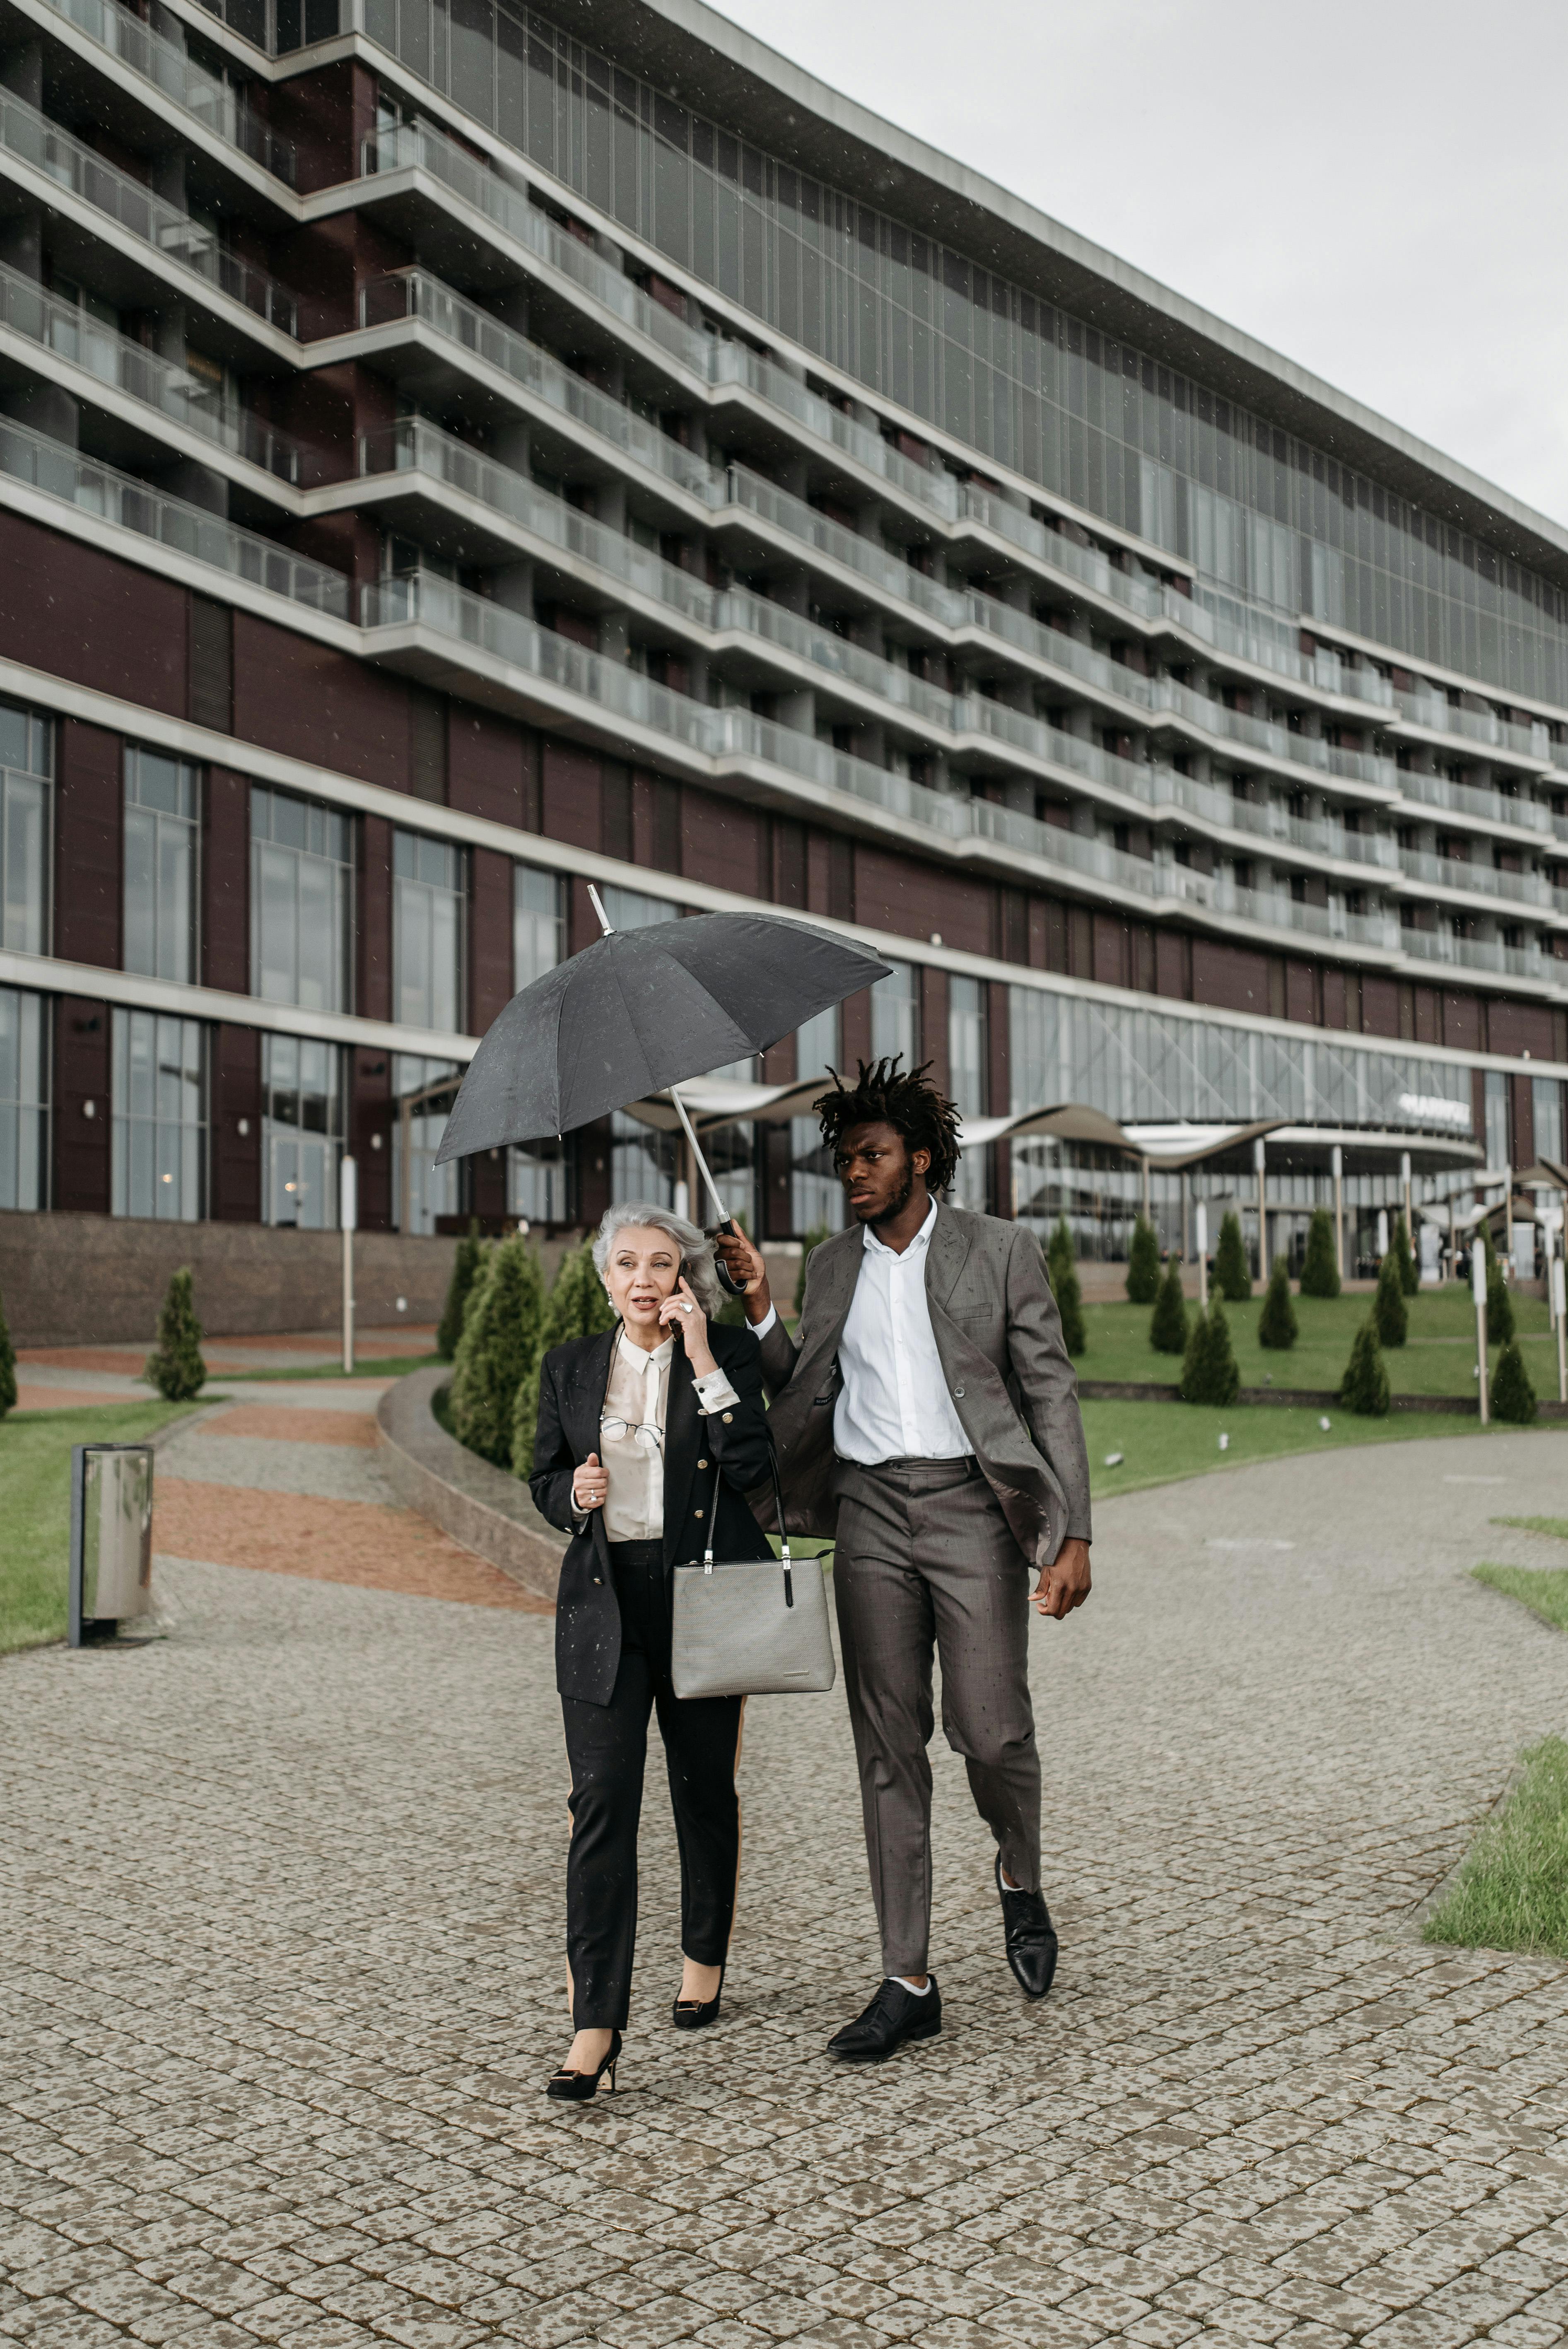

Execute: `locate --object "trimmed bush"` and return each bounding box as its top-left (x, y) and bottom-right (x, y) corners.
top-left (450, 1235), bottom-right (545, 1468)
top-left (1339, 1320), bottom-right (1390, 1416)
top-left (1125, 1213), bottom-right (1160, 1305)
top-left (1150, 1257), bottom-right (1189, 1355)
top-left (1257, 1255), bottom-right (1298, 1351)
top-left (1373, 1251), bottom-right (1408, 1348)
top-left (795, 1222), bottom-right (831, 1316)
top-left (1300, 1207), bottom-right (1341, 1298)
top-left (144, 1267), bottom-right (205, 1402)
top-left (437, 1222), bottom-right (485, 1363)
top-left (0, 1278), bottom-right (15, 1418)
top-left (1045, 1219), bottom-right (1086, 1357)
top-left (1491, 1341), bottom-right (1537, 1425)
top-left (1486, 1240), bottom-right (1515, 1347)
top-left (1391, 1211), bottom-right (1418, 1298)
top-left (1180, 1299), bottom-right (1239, 1407)
top-left (1213, 1210), bottom-right (1251, 1302)
top-left (511, 1237), bottom-right (617, 1477)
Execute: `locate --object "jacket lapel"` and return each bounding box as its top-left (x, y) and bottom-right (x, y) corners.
top-left (802, 1228), bottom-right (864, 1386)
top-left (662, 1348), bottom-right (700, 1565)
top-left (925, 1202), bottom-right (973, 1313)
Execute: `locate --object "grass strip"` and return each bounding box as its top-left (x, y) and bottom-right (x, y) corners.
top-left (1493, 1516), bottom-right (1568, 1543)
top-left (195, 1354), bottom-right (441, 1384)
top-left (1472, 1564), bottom-right (1568, 1633)
top-left (0, 1400), bottom-right (205, 1654)
top-left (1423, 1736), bottom-right (1568, 1960)
top-left (1079, 1397), bottom-right (1556, 1500)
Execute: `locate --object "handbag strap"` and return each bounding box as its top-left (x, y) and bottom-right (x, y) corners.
top-left (702, 1420), bottom-right (791, 1583)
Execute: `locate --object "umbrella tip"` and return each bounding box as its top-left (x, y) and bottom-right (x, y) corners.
top-left (587, 884), bottom-right (615, 936)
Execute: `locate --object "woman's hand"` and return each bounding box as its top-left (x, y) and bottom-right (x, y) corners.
top-left (572, 1450), bottom-right (608, 1514)
top-left (659, 1277), bottom-right (716, 1376)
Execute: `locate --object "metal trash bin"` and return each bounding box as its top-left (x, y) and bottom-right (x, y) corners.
top-left (70, 1443), bottom-right (155, 1646)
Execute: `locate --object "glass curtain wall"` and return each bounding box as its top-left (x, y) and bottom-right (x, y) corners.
top-left (111, 1010), bottom-right (206, 1220)
top-left (362, 0), bottom-right (1568, 701)
top-left (1534, 1077), bottom-right (1564, 1168)
top-left (948, 975), bottom-right (988, 1210)
top-left (0, 699), bottom-right (51, 955)
top-left (393, 1051), bottom-right (461, 1232)
top-left (394, 833), bottom-right (465, 1032)
top-left (870, 960), bottom-right (920, 1070)
top-left (123, 748), bottom-right (198, 983)
top-left (511, 862), bottom-right (573, 1223)
top-left (252, 787), bottom-right (352, 1011)
top-left (262, 1036), bottom-right (344, 1227)
top-left (0, 985), bottom-right (47, 1209)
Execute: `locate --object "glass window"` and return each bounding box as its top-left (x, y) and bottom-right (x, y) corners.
top-left (1484, 1069), bottom-right (1510, 1172)
top-left (0, 698), bottom-right (51, 956)
top-left (1534, 1077), bottom-right (1564, 1169)
top-left (393, 1051), bottom-right (461, 1232)
top-left (252, 786), bottom-right (352, 1012)
top-left (601, 884), bottom-right (677, 931)
top-left (871, 959), bottom-right (920, 1070)
top-left (514, 862), bottom-right (567, 988)
top-left (111, 1009), bottom-right (205, 1221)
top-left (124, 748), bottom-right (198, 983)
top-left (263, 1035), bottom-right (345, 1228)
top-left (511, 1134), bottom-right (574, 1225)
top-left (394, 830), bottom-right (464, 1031)
top-left (0, 985), bottom-right (48, 1209)
top-left (790, 1113), bottom-right (844, 1236)
top-left (796, 1002), bottom-right (839, 1082)
top-left (948, 976), bottom-right (987, 1120)
top-left (611, 1106), bottom-right (676, 1206)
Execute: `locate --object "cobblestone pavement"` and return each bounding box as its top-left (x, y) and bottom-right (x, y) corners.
top-left (5, 1430), bottom-right (1568, 2349)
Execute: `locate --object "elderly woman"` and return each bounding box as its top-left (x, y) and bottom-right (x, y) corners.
top-left (529, 1202), bottom-right (772, 2101)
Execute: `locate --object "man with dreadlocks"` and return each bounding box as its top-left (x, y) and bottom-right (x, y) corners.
top-left (716, 1056), bottom-right (1091, 2062)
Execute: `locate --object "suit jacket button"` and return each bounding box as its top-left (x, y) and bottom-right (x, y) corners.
top-left (698, 1458), bottom-right (709, 1469)
top-left (695, 1508), bottom-right (704, 1518)
top-left (593, 1576), bottom-right (603, 1585)
top-left (722, 1412), bottom-right (733, 1423)
top-left (953, 1386), bottom-right (966, 1399)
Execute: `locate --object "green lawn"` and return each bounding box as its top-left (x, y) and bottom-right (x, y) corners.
top-left (229, 1353), bottom-right (442, 1383)
top-left (1080, 1398), bottom-right (1563, 1502)
top-left (1494, 1516), bottom-right (1568, 1543)
top-left (1075, 1282), bottom-right (1555, 1398)
top-left (1423, 1737), bottom-right (1568, 1960)
top-left (1472, 1564), bottom-right (1568, 1634)
top-left (0, 1400), bottom-right (202, 1655)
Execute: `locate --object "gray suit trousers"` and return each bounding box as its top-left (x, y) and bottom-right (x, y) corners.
top-left (831, 1455), bottom-right (1040, 1976)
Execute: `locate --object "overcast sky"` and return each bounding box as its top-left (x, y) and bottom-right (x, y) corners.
top-left (706, 0), bottom-right (1568, 528)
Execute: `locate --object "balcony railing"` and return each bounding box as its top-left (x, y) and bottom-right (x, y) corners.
top-left (1397, 847), bottom-right (1554, 909)
top-left (0, 261), bottom-right (302, 481)
top-left (1396, 688), bottom-right (1551, 765)
top-left (0, 413), bottom-right (347, 612)
top-left (1395, 767), bottom-right (1553, 837)
top-left (32, 0), bottom-right (295, 182)
top-left (0, 90), bottom-right (297, 332)
top-left (1399, 927), bottom-right (1549, 980)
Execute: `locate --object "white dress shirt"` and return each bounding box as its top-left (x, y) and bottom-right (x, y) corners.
top-left (756, 1201), bottom-right (972, 1465)
top-left (583, 1328), bottom-right (741, 1540)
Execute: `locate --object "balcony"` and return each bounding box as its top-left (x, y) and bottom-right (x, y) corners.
top-left (1397, 847), bottom-right (1554, 910)
top-left (30, 0), bottom-right (296, 183)
top-left (1394, 689), bottom-right (1552, 771)
top-left (1395, 766), bottom-right (1553, 838)
top-left (0, 88), bottom-right (297, 333)
top-left (0, 410), bottom-right (348, 613)
top-left (0, 259), bottom-right (303, 480)
top-left (1399, 927), bottom-right (1550, 981)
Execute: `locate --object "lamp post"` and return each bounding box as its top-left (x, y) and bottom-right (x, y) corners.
top-left (1473, 1226), bottom-right (1489, 1427)
top-left (1401, 1149), bottom-right (1412, 1245)
top-left (1331, 1144), bottom-right (1344, 1281)
top-left (1555, 1249), bottom-right (1567, 1406)
top-left (1195, 1200), bottom-right (1209, 1311)
top-left (1254, 1135), bottom-right (1267, 1285)
top-left (340, 1154), bottom-right (357, 1375)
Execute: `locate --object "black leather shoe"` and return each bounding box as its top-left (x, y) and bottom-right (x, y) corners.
top-left (672, 1961), bottom-right (724, 2030)
top-left (996, 1855), bottom-right (1058, 1998)
top-left (827, 1975), bottom-right (941, 2062)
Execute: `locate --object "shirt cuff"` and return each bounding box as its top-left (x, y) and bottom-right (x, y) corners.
top-left (693, 1366), bottom-right (742, 1414)
top-left (750, 1304), bottom-right (778, 1340)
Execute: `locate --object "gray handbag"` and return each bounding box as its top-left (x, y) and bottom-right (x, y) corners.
top-left (670, 1432), bottom-right (836, 1699)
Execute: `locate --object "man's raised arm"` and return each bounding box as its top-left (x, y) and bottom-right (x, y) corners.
top-left (712, 1227), bottom-right (799, 1396)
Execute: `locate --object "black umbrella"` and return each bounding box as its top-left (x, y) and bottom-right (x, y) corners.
top-left (435, 888), bottom-right (890, 1265)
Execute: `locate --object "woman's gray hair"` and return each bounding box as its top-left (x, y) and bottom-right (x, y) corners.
top-left (591, 1202), bottom-right (724, 1319)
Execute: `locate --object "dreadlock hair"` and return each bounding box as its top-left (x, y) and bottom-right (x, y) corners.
top-left (813, 1057), bottom-right (963, 1195)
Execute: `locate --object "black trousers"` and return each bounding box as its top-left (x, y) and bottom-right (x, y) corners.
top-left (561, 1540), bottom-right (744, 2029)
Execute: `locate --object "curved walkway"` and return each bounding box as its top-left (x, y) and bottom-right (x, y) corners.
top-left (3, 1431), bottom-right (1568, 2348)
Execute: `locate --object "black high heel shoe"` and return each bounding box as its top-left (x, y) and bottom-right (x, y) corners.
top-left (544, 2028), bottom-right (621, 2100)
top-left (672, 1962), bottom-right (724, 2031)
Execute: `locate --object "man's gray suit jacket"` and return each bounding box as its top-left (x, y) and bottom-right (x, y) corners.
top-left (755, 1200), bottom-right (1092, 1568)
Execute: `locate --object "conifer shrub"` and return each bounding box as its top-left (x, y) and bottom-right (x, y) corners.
top-left (1391, 1211), bottom-right (1418, 1298)
top-left (1490, 1341), bottom-right (1537, 1425)
top-left (450, 1234), bottom-right (544, 1468)
top-left (144, 1267), bottom-right (206, 1401)
top-left (0, 1278), bottom-right (15, 1419)
top-left (1045, 1219), bottom-right (1086, 1357)
top-left (511, 1237), bottom-right (617, 1477)
top-left (1339, 1320), bottom-right (1390, 1416)
top-left (1373, 1250), bottom-right (1408, 1348)
top-left (1257, 1255), bottom-right (1298, 1351)
top-left (1124, 1213), bottom-right (1160, 1305)
top-left (1300, 1207), bottom-right (1341, 1298)
top-left (1150, 1257), bottom-right (1189, 1355)
top-left (1485, 1238), bottom-right (1515, 1347)
top-left (437, 1221), bottom-right (485, 1362)
top-left (1180, 1299), bottom-right (1240, 1407)
top-left (795, 1223), bottom-right (831, 1316)
top-left (1213, 1209), bottom-right (1251, 1302)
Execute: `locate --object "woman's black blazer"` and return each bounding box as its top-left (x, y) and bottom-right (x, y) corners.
top-left (531, 1320), bottom-right (774, 1706)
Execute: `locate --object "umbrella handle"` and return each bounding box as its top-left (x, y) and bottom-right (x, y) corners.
top-left (668, 1083), bottom-right (752, 1293)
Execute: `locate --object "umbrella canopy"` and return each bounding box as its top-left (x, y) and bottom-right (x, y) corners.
top-left (436, 909), bottom-right (891, 1164)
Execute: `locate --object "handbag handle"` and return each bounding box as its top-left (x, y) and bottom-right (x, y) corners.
top-left (702, 1420), bottom-right (795, 1603)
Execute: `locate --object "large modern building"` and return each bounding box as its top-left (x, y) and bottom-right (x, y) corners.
top-left (1, 0), bottom-right (1565, 1287)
